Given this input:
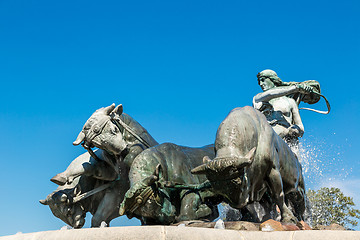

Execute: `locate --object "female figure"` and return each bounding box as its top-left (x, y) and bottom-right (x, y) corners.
top-left (253, 69), bottom-right (313, 155)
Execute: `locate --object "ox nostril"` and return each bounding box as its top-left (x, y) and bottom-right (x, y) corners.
top-left (67, 207), bottom-right (74, 216)
top-left (60, 194), bottom-right (67, 203)
top-left (74, 218), bottom-right (85, 229)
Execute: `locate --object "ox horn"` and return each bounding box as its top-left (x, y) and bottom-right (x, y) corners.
top-left (119, 202), bottom-right (126, 216)
top-left (190, 156), bottom-right (213, 174)
top-left (191, 163), bottom-right (208, 175)
top-left (103, 103), bottom-right (116, 115)
top-left (192, 147), bottom-right (256, 174)
top-left (39, 199), bottom-right (48, 205)
top-left (73, 131), bottom-right (85, 146)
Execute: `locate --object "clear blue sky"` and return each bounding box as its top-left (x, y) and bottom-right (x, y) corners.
top-left (0, 0), bottom-right (359, 236)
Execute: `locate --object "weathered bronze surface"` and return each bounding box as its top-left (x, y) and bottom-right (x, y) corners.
top-left (192, 106), bottom-right (306, 223)
top-left (41, 104), bottom-right (158, 227)
top-left (253, 69), bottom-right (329, 157)
top-left (42, 104), bottom-right (218, 226)
top-left (119, 143), bottom-right (219, 224)
top-left (41, 70), bottom-right (329, 228)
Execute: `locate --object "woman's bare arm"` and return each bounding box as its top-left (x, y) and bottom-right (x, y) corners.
top-left (253, 85), bottom-right (298, 103)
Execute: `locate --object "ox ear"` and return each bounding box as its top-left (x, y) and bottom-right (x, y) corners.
top-left (154, 164), bottom-right (161, 178)
top-left (39, 199), bottom-right (48, 205)
top-left (104, 103), bottom-right (116, 115)
top-left (234, 147), bottom-right (256, 169)
top-left (114, 104), bottom-right (123, 116)
top-left (142, 164), bottom-right (161, 186)
top-left (191, 163), bottom-right (207, 175)
top-left (144, 175), bottom-right (158, 186)
top-left (245, 147), bottom-right (256, 161)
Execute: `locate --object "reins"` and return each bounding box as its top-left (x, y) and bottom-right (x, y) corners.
top-left (72, 180), bottom-right (119, 204)
top-left (76, 114), bottom-right (153, 203)
top-left (111, 115), bottom-right (151, 148)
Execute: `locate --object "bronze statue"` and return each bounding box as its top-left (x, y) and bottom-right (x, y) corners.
top-left (41, 104), bottom-right (158, 227)
top-left (40, 173), bottom-right (128, 228)
top-left (41, 70), bottom-right (329, 227)
top-left (253, 69), bottom-right (330, 156)
top-left (192, 106), bottom-right (306, 223)
top-left (42, 104), bottom-right (219, 227)
top-left (119, 143), bottom-right (219, 224)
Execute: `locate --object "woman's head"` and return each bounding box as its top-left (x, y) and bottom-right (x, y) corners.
top-left (257, 69), bottom-right (287, 90)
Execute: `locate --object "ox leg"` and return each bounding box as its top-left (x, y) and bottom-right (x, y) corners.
top-left (295, 178), bottom-right (307, 221)
top-left (177, 192), bottom-right (212, 222)
top-left (51, 152), bottom-right (117, 186)
top-left (91, 190), bottom-right (120, 227)
top-left (267, 168), bottom-right (297, 223)
top-left (287, 189), bottom-right (306, 221)
top-left (241, 201), bottom-right (274, 223)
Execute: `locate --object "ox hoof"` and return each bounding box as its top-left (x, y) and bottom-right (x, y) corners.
top-left (51, 174), bottom-right (67, 186)
top-left (195, 204), bottom-right (212, 218)
top-left (281, 216), bottom-right (297, 224)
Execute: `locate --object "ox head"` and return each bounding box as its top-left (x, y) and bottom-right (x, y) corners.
top-left (191, 147), bottom-right (256, 207)
top-left (119, 165), bottom-right (176, 224)
top-left (39, 186), bottom-right (86, 228)
top-left (73, 104), bottom-right (127, 156)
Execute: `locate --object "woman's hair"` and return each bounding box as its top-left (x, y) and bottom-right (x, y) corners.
top-left (257, 69), bottom-right (290, 87)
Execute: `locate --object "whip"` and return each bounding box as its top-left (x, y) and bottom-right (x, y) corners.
top-left (299, 92), bottom-right (331, 115)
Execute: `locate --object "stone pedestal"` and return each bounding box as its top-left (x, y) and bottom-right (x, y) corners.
top-left (1, 226), bottom-right (359, 240)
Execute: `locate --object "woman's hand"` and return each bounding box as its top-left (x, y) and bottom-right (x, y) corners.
top-left (296, 83), bottom-right (313, 94)
top-left (287, 125), bottom-right (304, 138)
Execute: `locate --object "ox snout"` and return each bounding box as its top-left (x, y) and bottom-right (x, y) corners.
top-left (73, 214), bottom-right (86, 228)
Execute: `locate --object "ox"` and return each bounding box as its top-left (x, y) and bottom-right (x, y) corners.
top-left (40, 150), bottom-right (131, 227)
top-left (41, 104), bottom-right (158, 227)
top-left (40, 172), bottom-right (128, 228)
top-left (192, 106), bottom-right (306, 223)
top-left (118, 143), bottom-right (219, 224)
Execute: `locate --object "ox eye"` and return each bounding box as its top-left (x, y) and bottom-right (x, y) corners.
top-left (111, 126), bottom-right (118, 134)
top-left (93, 125), bottom-right (100, 133)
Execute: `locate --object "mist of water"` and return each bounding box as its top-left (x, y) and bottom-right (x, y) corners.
top-left (299, 136), bottom-right (350, 189)
top-left (220, 135), bottom-right (350, 223)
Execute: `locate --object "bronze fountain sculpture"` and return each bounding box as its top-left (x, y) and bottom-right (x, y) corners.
top-left (41, 69), bottom-right (330, 228)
